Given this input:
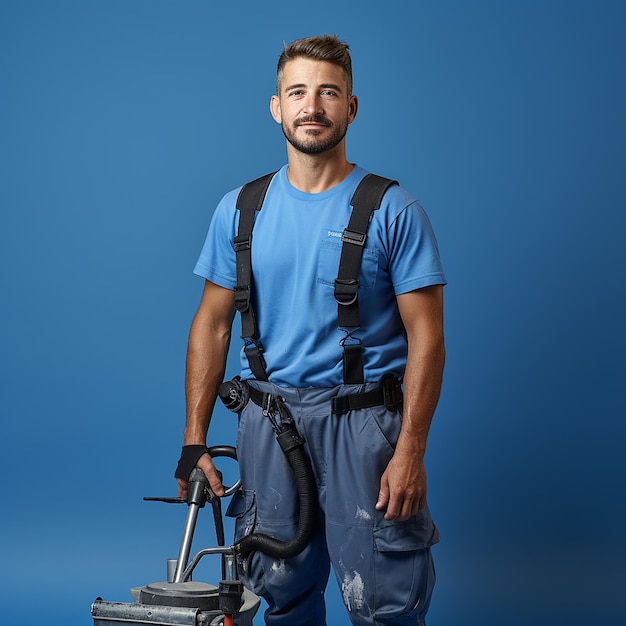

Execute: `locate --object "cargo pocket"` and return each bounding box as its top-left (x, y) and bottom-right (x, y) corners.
top-left (225, 488), bottom-right (257, 543)
top-left (225, 488), bottom-right (267, 596)
top-left (373, 521), bottom-right (437, 618)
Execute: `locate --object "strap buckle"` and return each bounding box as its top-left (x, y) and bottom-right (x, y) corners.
top-left (382, 376), bottom-right (403, 411)
top-left (244, 341), bottom-right (268, 381)
top-left (261, 392), bottom-right (274, 418)
top-left (234, 284), bottom-right (251, 313)
top-left (334, 278), bottom-right (359, 306)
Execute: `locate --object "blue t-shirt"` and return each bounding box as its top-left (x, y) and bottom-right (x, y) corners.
top-left (194, 165), bottom-right (446, 387)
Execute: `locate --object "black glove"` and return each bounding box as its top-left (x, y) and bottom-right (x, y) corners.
top-left (174, 445), bottom-right (209, 481)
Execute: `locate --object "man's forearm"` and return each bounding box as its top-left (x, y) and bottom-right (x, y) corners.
top-left (395, 285), bottom-right (445, 458)
top-left (397, 335), bottom-right (445, 458)
top-left (183, 281), bottom-right (235, 446)
top-left (183, 318), bottom-right (231, 445)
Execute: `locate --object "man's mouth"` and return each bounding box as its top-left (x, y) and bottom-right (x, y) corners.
top-left (296, 116), bottom-right (331, 128)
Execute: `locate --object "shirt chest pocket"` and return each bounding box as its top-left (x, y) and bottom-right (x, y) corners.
top-left (316, 239), bottom-right (380, 290)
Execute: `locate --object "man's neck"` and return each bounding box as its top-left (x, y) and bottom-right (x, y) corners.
top-left (285, 145), bottom-right (354, 194)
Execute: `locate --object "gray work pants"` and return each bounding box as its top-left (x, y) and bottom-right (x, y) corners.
top-left (226, 380), bottom-right (439, 625)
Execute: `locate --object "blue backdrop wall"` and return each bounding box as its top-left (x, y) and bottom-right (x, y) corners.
top-left (1, 1), bottom-right (624, 625)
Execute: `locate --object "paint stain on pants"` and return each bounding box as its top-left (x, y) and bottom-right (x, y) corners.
top-left (342, 571), bottom-right (365, 612)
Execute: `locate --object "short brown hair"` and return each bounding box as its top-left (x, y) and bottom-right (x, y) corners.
top-left (276, 34), bottom-right (353, 95)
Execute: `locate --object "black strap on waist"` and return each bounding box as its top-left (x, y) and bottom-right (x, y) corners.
top-left (336, 174), bottom-right (397, 383)
top-left (243, 376), bottom-right (403, 416)
top-left (331, 376), bottom-right (403, 415)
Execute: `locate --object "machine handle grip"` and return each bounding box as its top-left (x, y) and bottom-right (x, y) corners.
top-left (206, 445), bottom-right (241, 497)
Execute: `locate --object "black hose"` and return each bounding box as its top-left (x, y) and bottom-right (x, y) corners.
top-left (235, 425), bottom-right (317, 560)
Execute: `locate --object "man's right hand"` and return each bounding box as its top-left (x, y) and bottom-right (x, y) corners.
top-left (176, 452), bottom-right (226, 499)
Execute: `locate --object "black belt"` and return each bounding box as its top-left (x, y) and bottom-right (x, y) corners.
top-left (246, 378), bottom-right (402, 415)
top-left (331, 376), bottom-right (403, 414)
top-left (247, 386), bottom-right (275, 412)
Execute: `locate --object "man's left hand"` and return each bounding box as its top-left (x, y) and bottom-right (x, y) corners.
top-left (375, 446), bottom-right (426, 521)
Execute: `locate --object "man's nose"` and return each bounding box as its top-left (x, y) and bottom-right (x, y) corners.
top-left (303, 93), bottom-right (323, 115)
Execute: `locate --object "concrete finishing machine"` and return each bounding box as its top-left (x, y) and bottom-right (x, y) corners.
top-left (91, 446), bottom-right (260, 626)
top-left (92, 390), bottom-right (318, 626)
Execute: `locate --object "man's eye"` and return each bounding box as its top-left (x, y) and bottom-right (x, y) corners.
top-left (321, 90), bottom-right (337, 97)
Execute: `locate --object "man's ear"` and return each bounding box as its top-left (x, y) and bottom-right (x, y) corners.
top-left (270, 95), bottom-right (282, 124)
top-left (348, 95), bottom-right (358, 124)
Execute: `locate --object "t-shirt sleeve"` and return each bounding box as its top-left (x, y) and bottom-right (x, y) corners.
top-left (193, 190), bottom-right (239, 289)
top-left (387, 200), bottom-right (447, 295)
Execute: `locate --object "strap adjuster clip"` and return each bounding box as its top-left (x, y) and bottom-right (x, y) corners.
top-left (341, 228), bottom-right (367, 247)
top-left (234, 234), bottom-right (252, 252)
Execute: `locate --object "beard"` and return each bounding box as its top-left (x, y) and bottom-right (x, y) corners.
top-left (282, 114), bottom-right (348, 155)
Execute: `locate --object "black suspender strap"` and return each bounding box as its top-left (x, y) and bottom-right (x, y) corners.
top-left (334, 173), bottom-right (397, 384)
top-left (234, 171), bottom-right (277, 382)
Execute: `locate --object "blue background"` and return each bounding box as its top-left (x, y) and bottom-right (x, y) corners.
top-left (1, 1), bottom-right (624, 624)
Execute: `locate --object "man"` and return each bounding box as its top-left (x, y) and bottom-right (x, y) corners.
top-left (175, 35), bottom-right (446, 625)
